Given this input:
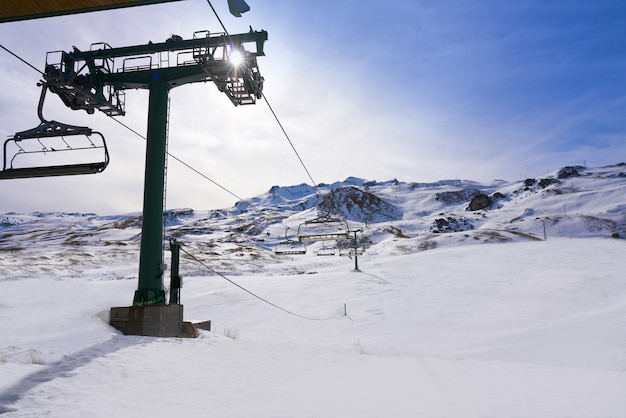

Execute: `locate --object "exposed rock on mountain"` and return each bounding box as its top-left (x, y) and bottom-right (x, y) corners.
top-left (317, 186), bottom-right (402, 224)
top-left (1, 164), bottom-right (625, 278)
top-left (435, 188), bottom-right (481, 205)
top-left (538, 178), bottom-right (557, 188)
top-left (558, 166), bottom-right (585, 179)
top-left (432, 216), bottom-right (475, 233)
top-left (467, 194), bottom-right (492, 211)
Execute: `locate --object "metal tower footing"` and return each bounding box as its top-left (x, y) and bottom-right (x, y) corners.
top-left (110, 304), bottom-right (198, 338)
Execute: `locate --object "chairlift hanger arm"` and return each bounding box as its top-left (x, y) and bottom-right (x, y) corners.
top-left (10, 83), bottom-right (92, 139)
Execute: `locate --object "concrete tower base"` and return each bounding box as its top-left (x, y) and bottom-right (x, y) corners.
top-left (110, 304), bottom-right (187, 337)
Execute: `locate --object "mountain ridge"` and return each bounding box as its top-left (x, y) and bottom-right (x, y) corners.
top-left (1, 163), bottom-right (624, 279)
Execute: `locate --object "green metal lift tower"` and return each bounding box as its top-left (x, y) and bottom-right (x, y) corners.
top-left (19, 29), bottom-right (267, 336)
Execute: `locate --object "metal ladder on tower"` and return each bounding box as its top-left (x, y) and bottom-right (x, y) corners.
top-left (162, 96), bottom-right (171, 245)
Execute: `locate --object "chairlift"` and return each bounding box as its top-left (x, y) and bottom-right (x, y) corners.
top-left (274, 227), bottom-right (307, 255)
top-left (274, 239), bottom-right (307, 256)
top-left (297, 215), bottom-right (349, 243)
top-left (315, 240), bottom-right (336, 256)
top-left (316, 247), bottom-right (336, 256)
top-left (0, 84), bottom-right (109, 180)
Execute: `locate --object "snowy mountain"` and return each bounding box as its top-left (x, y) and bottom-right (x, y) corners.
top-left (1, 163), bottom-right (624, 279)
top-left (1, 163), bottom-right (625, 417)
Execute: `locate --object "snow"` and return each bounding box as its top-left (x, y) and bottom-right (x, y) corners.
top-left (1, 164), bottom-right (626, 417)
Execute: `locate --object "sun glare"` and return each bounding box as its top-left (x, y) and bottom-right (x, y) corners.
top-left (229, 49), bottom-right (244, 67)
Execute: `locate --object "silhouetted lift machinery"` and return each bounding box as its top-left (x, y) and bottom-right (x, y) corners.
top-left (0, 3), bottom-right (267, 336)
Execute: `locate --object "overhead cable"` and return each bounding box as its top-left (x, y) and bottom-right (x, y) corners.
top-left (0, 44), bottom-right (44, 76)
top-left (1, 23), bottom-right (314, 231)
top-left (205, 0), bottom-right (323, 198)
top-left (261, 92), bottom-right (322, 196)
top-left (180, 245), bottom-right (344, 321)
top-left (109, 116), bottom-right (250, 203)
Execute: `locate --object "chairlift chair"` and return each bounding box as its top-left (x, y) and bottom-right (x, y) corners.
top-left (315, 240), bottom-right (336, 256)
top-left (274, 239), bottom-right (307, 255)
top-left (316, 247), bottom-right (336, 256)
top-left (0, 84), bottom-right (109, 180)
top-left (297, 215), bottom-right (349, 243)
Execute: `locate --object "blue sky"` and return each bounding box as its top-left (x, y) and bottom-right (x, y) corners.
top-left (0, 0), bottom-right (625, 214)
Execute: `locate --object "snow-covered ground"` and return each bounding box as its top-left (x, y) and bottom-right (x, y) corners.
top-left (1, 164), bottom-right (626, 417)
top-left (1, 239), bottom-right (625, 417)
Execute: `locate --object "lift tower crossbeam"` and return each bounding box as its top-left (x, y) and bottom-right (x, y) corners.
top-left (41, 30), bottom-right (267, 336)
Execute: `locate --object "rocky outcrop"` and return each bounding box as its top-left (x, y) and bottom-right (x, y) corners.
top-left (318, 186), bottom-right (402, 224)
top-left (467, 194), bottom-right (492, 211)
top-left (558, 166), bottom-right (585, 179)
